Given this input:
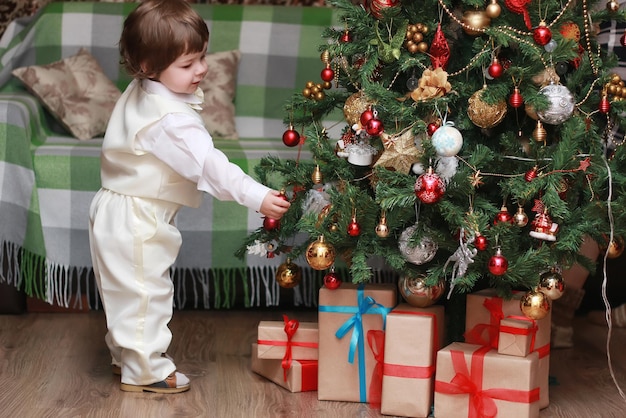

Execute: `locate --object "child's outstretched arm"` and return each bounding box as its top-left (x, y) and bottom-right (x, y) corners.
top-left (259, 190), bottom-right (290, 219)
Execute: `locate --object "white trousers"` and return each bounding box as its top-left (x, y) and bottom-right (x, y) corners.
top-left (88, 188), bottom-right (182, 385)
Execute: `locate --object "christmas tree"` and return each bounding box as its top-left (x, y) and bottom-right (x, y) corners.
top-left (238, 0), bottom-right (626, 316)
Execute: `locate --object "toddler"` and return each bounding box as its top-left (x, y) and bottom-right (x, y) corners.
top-left (88, 0), bottom-right (289, 393)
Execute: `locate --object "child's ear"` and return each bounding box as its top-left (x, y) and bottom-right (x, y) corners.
top-left (140, 62), bottom-right (156, 79)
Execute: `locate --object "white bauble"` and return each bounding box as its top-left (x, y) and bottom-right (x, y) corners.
top-left (537, 83), bottom-right (575, 125)
top-left (431, 123), bottom-right (463, 157)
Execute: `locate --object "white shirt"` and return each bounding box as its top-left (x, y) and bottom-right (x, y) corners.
top-left (134, 79), bottom-right (270, 211)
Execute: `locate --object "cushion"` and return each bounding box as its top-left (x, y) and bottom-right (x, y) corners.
top-left (12, 48), bottom-right (121, 140)
top-left (198, 50), bottom-right (241, 140)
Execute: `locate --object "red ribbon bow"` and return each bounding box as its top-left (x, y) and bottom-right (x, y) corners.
top-left (435, 346), bottom-right (540, 418)
top-left (281, 315), bottom-right (299, 381)
top-left (464, 297), bottom-right (504, 348)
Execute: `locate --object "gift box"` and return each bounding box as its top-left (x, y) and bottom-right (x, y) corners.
top-left (498, 317), bottom-right (537, 357)
top-left (317, 283), bottom-right (397, 403)
top-left (434, 342), bottom-right (540, 418)
top-left (464, 288), bottom-right (551, 408)
top-left (380, 304), bottom-right (445, 418)
top-left (250, 343), bottom-right (318, 392)
top-left (257, 315), bottom-right (318, 360)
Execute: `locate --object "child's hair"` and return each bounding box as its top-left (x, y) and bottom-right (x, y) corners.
top-left (119, 0), bottom-right (209, 80)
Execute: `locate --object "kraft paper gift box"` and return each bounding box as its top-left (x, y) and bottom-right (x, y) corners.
top-left (497, 317), bottom-right (538, 357)
top-left (317, 283), bottom-right (396, 403)
top-left (256, 315), bottom-right (318, 360)
top-left (250, 343), bottom-right (318, 392)
top-left (380, 303), bottom-right (445, 418)
top-left (464, 288), bottom-right (551, 408)
top-left (434, 342), bottom-right (540, 418)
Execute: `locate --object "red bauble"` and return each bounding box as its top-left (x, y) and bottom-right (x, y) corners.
top-left (427, 122), bottom-right (439, 136)
top-left (347, 218), bottom-right (361, 236)
top-left (365, 118), bottom-right (384, 136)
top-left (488, 59), bottom-right (504, 78)
top-left (599, 95), bottom-right (611, 114)
top-left (340, 30), bottom-right (352, 43)
top-left (360, 109), bottom-right (375, 126)
top-left (621, 31), bottom-right (626, 47)
top-left (321, 65), bottom-right (334, 82)
top-left (524, 166), bottom-right (538, 182)
top-left (369, 0), bottom-right (400, 19)
top-left (533, 25), bottom-right (552, 46)
top-left (414, 167), bottom-right (446, 204)
top-left (263, 216), bottom-right (280, 231)
top-left (282, 128), bottom-right (300, 147)
top-left (494, 206), bottom-right (514, 224)
top-left (488, 248), bottom-right (508, 276)
top-left (474, 234), bottom-right (489, 251)
top-left (508, 87), bottom-right (523, 108)
top-left (323, 271), bottom-right (342, 290)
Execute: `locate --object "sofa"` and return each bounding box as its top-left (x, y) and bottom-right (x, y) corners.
top-left (0, 1), bottom-right (346, 312)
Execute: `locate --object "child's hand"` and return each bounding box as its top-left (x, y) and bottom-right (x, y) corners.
top-left (259, 190), bottom-right (290, 220)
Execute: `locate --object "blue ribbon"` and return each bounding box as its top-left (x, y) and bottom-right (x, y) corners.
top-left (318, 284), bottom-right (393, 402)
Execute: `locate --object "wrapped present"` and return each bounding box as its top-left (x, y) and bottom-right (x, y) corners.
top-left (498, 317), bottom-right (538, 357)
top-left (464, 289), bottom-right (551, 408)
top-left (381, 304), bottom-right (445, 418)
top-left (250, 343), bottom-right (317, 392)
top-left (257, 315), bottom-right (318, 361)
top-left (318, 283), bottom-right (396, 403)
top-left (434, 342), bottom-right (540, 418)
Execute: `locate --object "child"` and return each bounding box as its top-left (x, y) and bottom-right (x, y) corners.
top-left (88, 0), bottom-right (290, 394)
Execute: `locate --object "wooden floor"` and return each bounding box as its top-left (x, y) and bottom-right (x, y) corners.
top-left (1, 309), bottom-right (626, 418)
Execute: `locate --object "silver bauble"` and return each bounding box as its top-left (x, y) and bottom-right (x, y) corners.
top-left (397, 275), bottom-right (445, 307)
top-left (398, 225), bottom-right (438, 265)
top-left (536, 83), bottom-right (575, 125)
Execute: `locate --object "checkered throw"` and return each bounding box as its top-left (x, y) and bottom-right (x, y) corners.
top-left (0, 2), bottom-right (347, 309)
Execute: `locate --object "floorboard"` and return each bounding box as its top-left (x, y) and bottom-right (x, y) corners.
top-left (1, 309), bottom-right (625, 417)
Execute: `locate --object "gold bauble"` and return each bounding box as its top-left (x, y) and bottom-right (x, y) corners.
top-left (513, 207), bottom-right (529, 227)
top-left (320, 49), bottom-right (330, 64)
top-left (311, 164), bottom-right (323, 184)
top-left (417, 42), bottom-right (429, 53)
top-left (520, 289), bottom-right (551, 320)
top-left (343, 92), bottom-right (371, 126)
top-left (375, 215), bottom-right (389, 238)
top-left (305, 235), bottom-right (336, 270)
top-left (467, 88), bottom-right (507, 128)
top-left (397, 275), bottom-right (445, 308)
top-left (485, 0), bottom-right (501, 18)
top-left (538, 269), bottom-right (565, 300)
top-left (532, 120), bottom-right (547, 142)
top-left (607, 236), bottom-right (625, 259)
top-left (607, 0), bottom-right (620, 12)
top-left (276, 258), bottom-right (302, 289)
top-left (462, 10), bottom-right (491, 36)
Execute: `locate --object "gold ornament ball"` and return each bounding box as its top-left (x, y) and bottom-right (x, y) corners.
top-left (607, 0), bottom-right (620, 12)
top-left (532, 121), bottom-right (547, 142)
top-left (276, 259), bottom-right (302, 289)
top-left (520, 289), bottom-right (551, 320)
top-left (417, 42), bottom-right (429, 53)
top-left (462, 10), bottom-right (491, 36)
top-left (302, 87), bottom-right (311, 98)
top-left (343, 92), bottom-right (371, 126)
top-left (538, 269), bottom-right (565, 300)
top-left (467, 89), bottom-right (507, 128)
top-left (375, 216), bottom-right (389, 238)
top-left (311, 165), bottom-right (323, 184)
top-left (485, 0), bottom-right (501, 18)
top-left (513, 207), bottom-right (529, 227)
top-left (412, 32), bottom-right (424, 43)
top-left (398, 275), bottom-right (445, 308)
top-left (607, 236), bottom-right (625, 259)
top-left (305, 236), bottom-right (337, 270)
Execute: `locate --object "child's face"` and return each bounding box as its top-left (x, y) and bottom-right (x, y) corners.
top-left (158, 43), bottom-right (208, 95)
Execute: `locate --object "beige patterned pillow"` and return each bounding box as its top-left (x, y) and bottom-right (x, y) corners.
top-left (12, 48), bottom-right (121, 140)
top-left (198, 50), bottom-right (240, 140)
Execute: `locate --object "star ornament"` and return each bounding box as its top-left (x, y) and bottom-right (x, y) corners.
top-left (373, 130), bottom-right (422, 174)
top-left (469, 170), bottom-right (484, 187)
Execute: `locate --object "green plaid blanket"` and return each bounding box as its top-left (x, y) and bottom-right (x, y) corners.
top-left (0, 2), bottom-right (343, 309)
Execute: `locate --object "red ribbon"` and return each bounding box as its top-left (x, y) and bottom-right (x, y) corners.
top-left (500, 316), bottom-right (538, 353)
top-left (298, 360), bottom-right (319, 392)
top-left (435, 346), bottom-right (540, 418)
top-left (504, 0), bottom-right (533, 30)
top-left (464, 297), bottom-right (504, 349)
top-left (256, 315), bottom-right (318, 382)
top-left (367, 330), bottom-right (385, 408)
